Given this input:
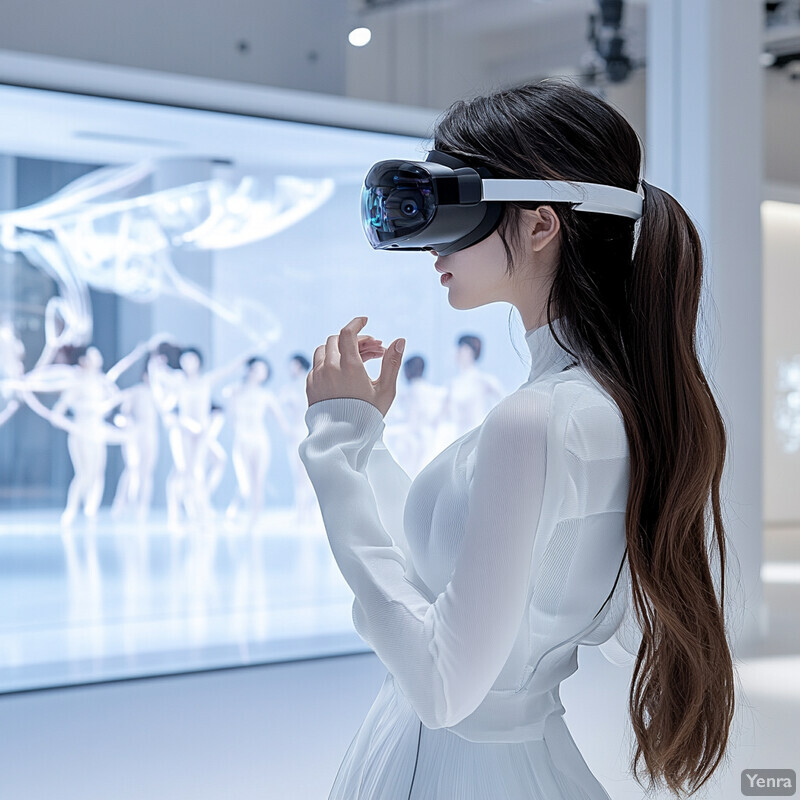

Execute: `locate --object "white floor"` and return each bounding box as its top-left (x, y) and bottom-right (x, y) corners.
top-left (0, 525), bottom-right (797, 799)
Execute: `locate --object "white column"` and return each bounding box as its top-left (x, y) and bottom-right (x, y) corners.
top-left (647, 0), bottom-right (765, 654)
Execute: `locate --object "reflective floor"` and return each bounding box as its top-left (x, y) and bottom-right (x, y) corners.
top-left (0, 509), bottom-right (366, 693)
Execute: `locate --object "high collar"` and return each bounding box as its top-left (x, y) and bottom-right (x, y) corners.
top-left (524, 316), bottom-right (577, 383)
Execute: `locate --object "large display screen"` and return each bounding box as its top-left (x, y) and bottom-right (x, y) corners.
top-left (0, 83), bottom-right (534, 692)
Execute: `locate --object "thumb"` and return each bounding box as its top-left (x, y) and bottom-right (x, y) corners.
top-left (378, 338), bottom-right (405, 390)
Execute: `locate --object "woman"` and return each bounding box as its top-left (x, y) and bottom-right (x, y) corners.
top-left (298, 80), bottom-right (735, 799)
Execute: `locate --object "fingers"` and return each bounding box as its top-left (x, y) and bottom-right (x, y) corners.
top-left (312, 344), bottom-right (325, 370)
top-left (323, 334), bottom-right (339, 368)
top-left (377, 338), bottom-right (405, 392)
top-left (361, 347), bottom-right (385, 362)
top-left (313, 318), bottom-right (391, 370)
top-left (338, 317), bottom-right (368, 367)
top-left (314, 321), bottom-right (375, 370)
top-left (358, 335), bottom-right (382, 358)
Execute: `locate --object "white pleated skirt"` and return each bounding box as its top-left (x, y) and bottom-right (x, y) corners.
top-left (328, 672), bottom-right (613, 800)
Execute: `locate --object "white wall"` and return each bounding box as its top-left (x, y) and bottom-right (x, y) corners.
top-left (763, 196), bottom-right (800, 524)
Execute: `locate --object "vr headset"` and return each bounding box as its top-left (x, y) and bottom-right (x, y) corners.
top-left (361, 149), bottom-right (644, 256)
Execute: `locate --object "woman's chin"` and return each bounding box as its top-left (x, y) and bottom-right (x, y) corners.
top-left (448, 294), bottom-right (481, 311)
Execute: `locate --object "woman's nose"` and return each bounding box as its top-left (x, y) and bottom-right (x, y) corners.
top-left (430, 249), bottom-right (439, 257)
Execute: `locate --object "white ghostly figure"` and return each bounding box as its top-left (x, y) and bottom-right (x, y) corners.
top-left (384, 354), bottom-right (447, 478)
top-left (28, 338), bottom-right (156, 527)
top-left (148, 344), bottom-right (259, 529)
top-left (0, 320), bottom-right (25, 427)
top-left (436, 334), bottom-right (505, 447)
top-left (277, 354), bottom-right (320, 527)
top-left (0, 159), bottom-right (331, 363)
top-left (111, 360), bottom-right (161, 522)
top-left (222, 357), bottom-right (290, 528)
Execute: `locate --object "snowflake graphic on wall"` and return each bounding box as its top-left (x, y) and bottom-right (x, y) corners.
top-left (775, 355), bottom-right (800, 454)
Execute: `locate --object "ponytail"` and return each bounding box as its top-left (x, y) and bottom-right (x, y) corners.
top-left (622, 178), bottom-right (735, 795)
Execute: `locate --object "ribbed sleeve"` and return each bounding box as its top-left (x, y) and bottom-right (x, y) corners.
top-left (365, 436), bottom-right (414, 560)
top-left (298, 393), bottom-right (550, 730)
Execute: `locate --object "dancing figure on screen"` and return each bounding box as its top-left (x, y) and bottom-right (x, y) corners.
top-left (223, 357), bottom-right (290, 528)
top-left (148, 344), bottom-right (259, 528)
top-left (23, 336), bottom-right (159, 526)
top-left (111, 359), bottom-right (161, 522)
top-left (383, 354), bottom-right (447, 478)
top-left (436, 333), bottom-right (505, 446)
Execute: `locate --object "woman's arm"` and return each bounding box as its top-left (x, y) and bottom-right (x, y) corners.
top-left (364, 434), bottom-right (414, 559)
top-left (204, 349), bottom-right (254, 387)
top-left (106, 342), bottom-right (149, 384)
top-left (298, 392), bottom-right (549, 730)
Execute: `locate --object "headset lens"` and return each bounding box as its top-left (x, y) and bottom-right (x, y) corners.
top-left (361, 161), bottom-right (437, 248)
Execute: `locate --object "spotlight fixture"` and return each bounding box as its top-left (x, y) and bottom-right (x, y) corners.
top-left (763, 0), bottom-right (800, 73)
top-left (587, 0), bottom-right (634, 84)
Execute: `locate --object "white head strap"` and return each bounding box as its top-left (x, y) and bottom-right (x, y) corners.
top-left (481, 178), bottom-right (644, 220)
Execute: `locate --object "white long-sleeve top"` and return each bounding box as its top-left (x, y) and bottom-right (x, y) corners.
top-left (298, 316), bottom-right (638, 743)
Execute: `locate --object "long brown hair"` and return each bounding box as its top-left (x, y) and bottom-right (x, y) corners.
top-left (434, 79), bottom-right (735, 796)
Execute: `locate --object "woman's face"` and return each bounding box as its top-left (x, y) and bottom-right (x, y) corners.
top-left (179, 351), bottom-right (201, 376)
top-left (456, 343), bottom-right (476, 369)
top-left (431, 207), bottom-right (561, 331)
top-left (432, 229), bottom-right (510, 311)
top-left (248, 361), bottom-right (269, 384)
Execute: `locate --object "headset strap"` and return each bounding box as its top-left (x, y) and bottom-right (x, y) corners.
top-left (481, 178), bottom-right (644, 220)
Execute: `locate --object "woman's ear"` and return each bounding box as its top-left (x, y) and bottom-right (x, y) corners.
top-left (522, 206), bottom-right (561, 253)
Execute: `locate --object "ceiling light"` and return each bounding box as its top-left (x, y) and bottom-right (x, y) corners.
top-left (348, 27), bottom-right (372, 47)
